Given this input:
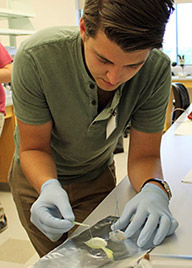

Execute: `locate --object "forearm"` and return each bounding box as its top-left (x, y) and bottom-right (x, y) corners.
top-left (128, 155), bottom-right (163, 193)
top-left (0, 64), bottom-right (12, 83)
top-left (20, 150), bottom-right (57, 194)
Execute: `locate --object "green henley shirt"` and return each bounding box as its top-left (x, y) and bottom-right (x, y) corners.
top-left (12, 26), bottom-right (171, 183)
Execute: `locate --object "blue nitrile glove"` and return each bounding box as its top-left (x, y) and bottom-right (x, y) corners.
top-left (30, 179), bottom-right (75, 242)
top-left (111, 184), bottom-right (178, 248)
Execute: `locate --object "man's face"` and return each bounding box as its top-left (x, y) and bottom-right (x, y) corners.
top-left (80, 19), bottom-right (150, 91)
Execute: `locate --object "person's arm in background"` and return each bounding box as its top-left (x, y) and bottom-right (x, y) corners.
top-left (0, 44), bottom-right (13, 136)
top-left (0, 62), bottom-right (12, 83)
top-left (17, 119), bottom-right (75, 241)
top-left (0, 42), bottom-right (13, 84)
top-left (112, 127), bottom-right (178, 247)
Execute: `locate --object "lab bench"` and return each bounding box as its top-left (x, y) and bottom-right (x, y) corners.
top-left (31, 104), bottom-right (192, 267)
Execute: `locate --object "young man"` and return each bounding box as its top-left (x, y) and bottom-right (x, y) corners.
top-left (9, 0), bottom-right (178, 257)
top-left (0, 42), bottom-right (13, 232)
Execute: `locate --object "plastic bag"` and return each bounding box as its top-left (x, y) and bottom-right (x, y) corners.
top-left (32, 216), bottom-right (152, 268)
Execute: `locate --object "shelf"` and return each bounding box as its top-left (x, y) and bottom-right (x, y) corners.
top-left (0, 8), bottom-right (35, 18)
top-left (0, 28), bottom-right (35, 35)
top-left (0, 1), bottom-right (35, 46)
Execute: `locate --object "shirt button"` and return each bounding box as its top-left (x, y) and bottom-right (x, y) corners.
top-left (90, 83), bottom-right (95, 89)
top-left (92, 100), bottom-right (96, 105)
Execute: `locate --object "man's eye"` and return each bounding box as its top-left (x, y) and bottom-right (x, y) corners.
top-left (127, 65), bottom-right (139, 69)
top-left (99, 58), bottom-right (109, 64)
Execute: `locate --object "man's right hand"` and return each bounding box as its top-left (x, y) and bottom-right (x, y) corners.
top-left (30, 179), bottom-right (75, 241)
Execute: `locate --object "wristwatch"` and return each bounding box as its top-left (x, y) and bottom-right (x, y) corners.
top-left (141, 178), bottom-right (172, 200)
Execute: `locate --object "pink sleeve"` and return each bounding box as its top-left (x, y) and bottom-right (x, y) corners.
top-left (0, 43), bottom-right (12, 115)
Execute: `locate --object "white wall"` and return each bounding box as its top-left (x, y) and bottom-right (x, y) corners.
top-left (18, 0), bottom-right (78, 47)
top-left (79, 0), bottom-right (85, 9)
top-left (175, 0), bottom-right (192, 3)
top-left (29, 0), bottom-right (77, 31)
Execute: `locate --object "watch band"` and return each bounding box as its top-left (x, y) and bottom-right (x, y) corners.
top-left (141, 178), bottom-right (172, 200)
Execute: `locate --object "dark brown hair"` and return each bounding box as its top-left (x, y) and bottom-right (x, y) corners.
top-left (83, 0), bottom-right (175, 51)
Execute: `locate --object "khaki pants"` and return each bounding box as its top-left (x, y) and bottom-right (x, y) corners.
top-left (8, 159), bottom-right (116, 257)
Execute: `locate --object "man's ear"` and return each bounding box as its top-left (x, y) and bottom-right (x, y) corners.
top-left (80, 17), bottom-right (86, 42)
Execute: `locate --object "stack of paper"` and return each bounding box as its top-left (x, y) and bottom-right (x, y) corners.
top-left (182, 169), bottom-right (192, 183)
top-left (174, 118), bottom-right (192, 136)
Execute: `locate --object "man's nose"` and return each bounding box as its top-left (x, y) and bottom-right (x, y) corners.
top-left (106, 67), bottom-right (122, 85)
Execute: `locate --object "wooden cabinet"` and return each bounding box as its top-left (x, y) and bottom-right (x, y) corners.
top-left (0, 105), bottom-right (16, 183)
top-left (172, 76), bottom-right (192, 89)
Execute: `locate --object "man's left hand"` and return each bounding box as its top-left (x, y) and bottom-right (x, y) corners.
top-left (111, 183), bottom-right (178, 247)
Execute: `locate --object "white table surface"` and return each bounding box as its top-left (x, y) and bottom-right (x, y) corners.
top-left (74, 104), bottom-right (192, 258)
top-left (151, 104), bottom-right (192, 258)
